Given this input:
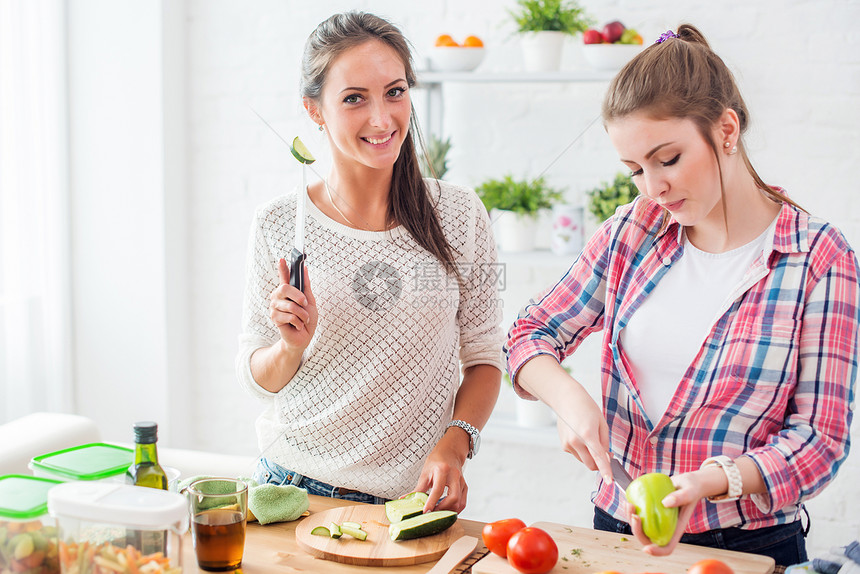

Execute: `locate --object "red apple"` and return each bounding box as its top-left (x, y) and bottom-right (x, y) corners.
top-left (583, 29), bottom-right (604, 44)
top-left (602, 20), bottom-right (626, 43)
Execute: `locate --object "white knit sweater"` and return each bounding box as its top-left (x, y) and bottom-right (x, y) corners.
top-left (235, 179), bottom-right (504, 498)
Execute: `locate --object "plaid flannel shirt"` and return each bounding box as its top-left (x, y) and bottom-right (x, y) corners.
top-left (505, 194), bottom-right (859, 532)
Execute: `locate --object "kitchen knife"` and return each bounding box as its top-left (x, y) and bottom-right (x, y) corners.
top-left (610, 457), bottom-right (634, 491)
top-left (250, 107), bottom-right (314, 293)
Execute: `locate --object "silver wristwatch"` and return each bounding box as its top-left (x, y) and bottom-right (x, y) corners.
top-left (446, 420), bottom-right (481, 459)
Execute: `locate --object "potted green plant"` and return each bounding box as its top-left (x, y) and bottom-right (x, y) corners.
top-left (419, 135), bottom-right (453, 179)
top-left (476, 174), bottom-right (563, 252)
top-left (509, 0), bottom-right (593, 72)
top-left (586, 172), bottom-right (638, 223)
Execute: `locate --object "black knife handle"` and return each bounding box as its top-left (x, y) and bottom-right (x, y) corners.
top-left (288, 247), bottom-right (305, 293)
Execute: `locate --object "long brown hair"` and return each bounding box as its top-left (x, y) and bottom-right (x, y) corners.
top-left (602, 24), bottom-right (804, 226)
top-left (301, 11), bottom-right (460, 278)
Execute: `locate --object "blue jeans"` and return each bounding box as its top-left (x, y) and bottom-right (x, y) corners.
top-left (593, 506), bottom-right (808, 567)
top-left (252, 457), bottom-right (389, 505)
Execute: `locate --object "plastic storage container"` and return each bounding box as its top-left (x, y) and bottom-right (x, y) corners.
top-left (30, 444), bottom-right (134, 483)
top-left (48, 482), bottom-right (187, 574)
top-left (0, 474), bottom-right (63, 574)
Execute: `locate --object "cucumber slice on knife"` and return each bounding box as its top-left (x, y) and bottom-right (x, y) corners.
top-left (290, 136), bottom-right (316, 164)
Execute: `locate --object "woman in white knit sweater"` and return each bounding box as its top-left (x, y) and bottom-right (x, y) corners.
top-left (235, 11), bottom-right (503, 511)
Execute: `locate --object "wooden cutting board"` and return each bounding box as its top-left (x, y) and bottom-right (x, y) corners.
top-left (472, 522), bottom-right (775, 574)
top-left (294, 504), bottom-right (466, 567)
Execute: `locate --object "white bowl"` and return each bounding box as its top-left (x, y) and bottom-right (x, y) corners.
top-left (428, 47), bottom-right (485, 72)
top-left (582, 44), bottom-right (645, 71)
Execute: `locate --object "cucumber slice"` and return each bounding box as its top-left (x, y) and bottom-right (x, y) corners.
top-left (389, 510), bottom-right (458, 541)
top-left (401, 491), bottom-right (430, 504)
top-left (290, 136), bottom-right (316, 165)
top-left (385, 498), bottom-right (425, 523)
top-left (310, 526), bottom-right (330, 537)
top-left (328, 522), bottom-right (342, 539)
top-left (341, 521), bottom-right (362, 530)
top-left (340, 525), bottom-right (368, 541)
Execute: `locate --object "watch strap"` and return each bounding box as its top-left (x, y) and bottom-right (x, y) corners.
top-left (701, 455), bottom-right (743, 502)
top-left (446, 420), bottom-right (479, 459)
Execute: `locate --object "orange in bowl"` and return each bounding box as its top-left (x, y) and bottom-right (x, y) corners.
top-left (463, 35), bottom-right (484, 47)
top-left (435, 34), bottom-right (458, 47)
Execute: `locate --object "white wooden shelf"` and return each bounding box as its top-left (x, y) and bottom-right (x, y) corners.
top-left (416, 69), bottom-right (617, 86)
top-left (415, 69), bottom-right (613, 136)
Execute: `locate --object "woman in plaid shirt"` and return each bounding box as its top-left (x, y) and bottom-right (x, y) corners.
top-left (505, 24), bottom-right (859, 566)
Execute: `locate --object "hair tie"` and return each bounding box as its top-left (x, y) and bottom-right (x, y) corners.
top-left (655, 30), bottom-right (679, 44)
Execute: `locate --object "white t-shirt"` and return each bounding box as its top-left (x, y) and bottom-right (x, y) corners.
top-left (235, 180), bottom-right (504, 499)
top-left (620, 219), bottom-right (777, 425)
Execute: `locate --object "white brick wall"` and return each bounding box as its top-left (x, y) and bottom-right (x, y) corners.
top-left (184, 0), bottom-right (860, 558)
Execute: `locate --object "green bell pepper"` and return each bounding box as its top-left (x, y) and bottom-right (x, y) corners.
top-left (625, 472), bottom-right (678, 547)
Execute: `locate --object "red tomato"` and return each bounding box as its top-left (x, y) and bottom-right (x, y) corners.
top-left (506, 527), bottom-right (558, 574)
top-left (482, 518), bottom-right (526, 558)
top-left (689, 559), bottom-right (734, 574)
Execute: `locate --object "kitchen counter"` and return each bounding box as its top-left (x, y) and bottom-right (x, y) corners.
top-left (182, 494), bottom-right (488, 574)
top-left (181, 495), bottom-right (777, 574)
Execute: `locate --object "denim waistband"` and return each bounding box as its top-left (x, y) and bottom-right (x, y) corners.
top-left (253, 457), bottom-right (389, 505)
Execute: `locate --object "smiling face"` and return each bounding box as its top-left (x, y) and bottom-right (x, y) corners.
top-left (309, 39), bottom-right (411, 174)
top-left (607, 112), bottom-right (724, 228)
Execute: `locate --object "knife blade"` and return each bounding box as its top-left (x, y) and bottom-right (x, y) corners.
top-left (288, 164), bottom-right (307, 292)
top-left (610, 457), bottom-right (633, 491)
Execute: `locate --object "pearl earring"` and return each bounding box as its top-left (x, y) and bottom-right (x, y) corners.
top-left (723, 141), bottom-right (731, 148)
top-left (729, 145), bottom-right (737, 155)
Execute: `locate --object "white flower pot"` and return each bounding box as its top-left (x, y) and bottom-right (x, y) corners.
top-left (516, 399), bottom-right (556, 427)
top-left (550, 204), bottom-right (584, 255)
top-left (491, 209), bottom-right (538, 252)
top-left (520, 31), bottom-right (566, 72)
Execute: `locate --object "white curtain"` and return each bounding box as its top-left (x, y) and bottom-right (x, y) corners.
top-left (0, 0), bottom-right (73, 423)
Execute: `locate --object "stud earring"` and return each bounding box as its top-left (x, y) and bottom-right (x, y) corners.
top-left (723, 141), bottom-right (731, 149)
top-left (318, 124), bottom-right (324, 132)
top-left (729, 145), bottom-right (737, 155)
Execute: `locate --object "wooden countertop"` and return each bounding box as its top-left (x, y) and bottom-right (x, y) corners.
top-left (182, 495), bottom-right (488, 574)
top-left (181, 495), bottom-right (777, 574)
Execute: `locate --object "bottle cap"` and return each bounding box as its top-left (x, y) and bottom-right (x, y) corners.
top-left (133, 421), bottom-right (158, 444)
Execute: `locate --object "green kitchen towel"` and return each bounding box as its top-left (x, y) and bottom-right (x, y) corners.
top-left (178, 475), bottom-right (258, 493)
top-left (248, 483), bottom-right (309, 525)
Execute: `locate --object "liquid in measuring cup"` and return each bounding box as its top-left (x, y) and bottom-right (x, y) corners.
top-left (191, 508), bottom-right (246, 571)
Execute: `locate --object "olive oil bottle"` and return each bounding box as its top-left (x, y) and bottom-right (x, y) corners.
top-left (127, 421), bottom-right (168, 555)
top-left (128, 421), bottom-right (168, 489)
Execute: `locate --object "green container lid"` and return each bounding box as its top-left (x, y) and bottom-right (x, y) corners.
top-left (0, 474), bottom-right (63, 520)
top-left (30, 442), bottom-right (134, 481)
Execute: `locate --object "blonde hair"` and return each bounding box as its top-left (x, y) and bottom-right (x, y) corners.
top-left (602, 24), bottom-right (803, 222)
